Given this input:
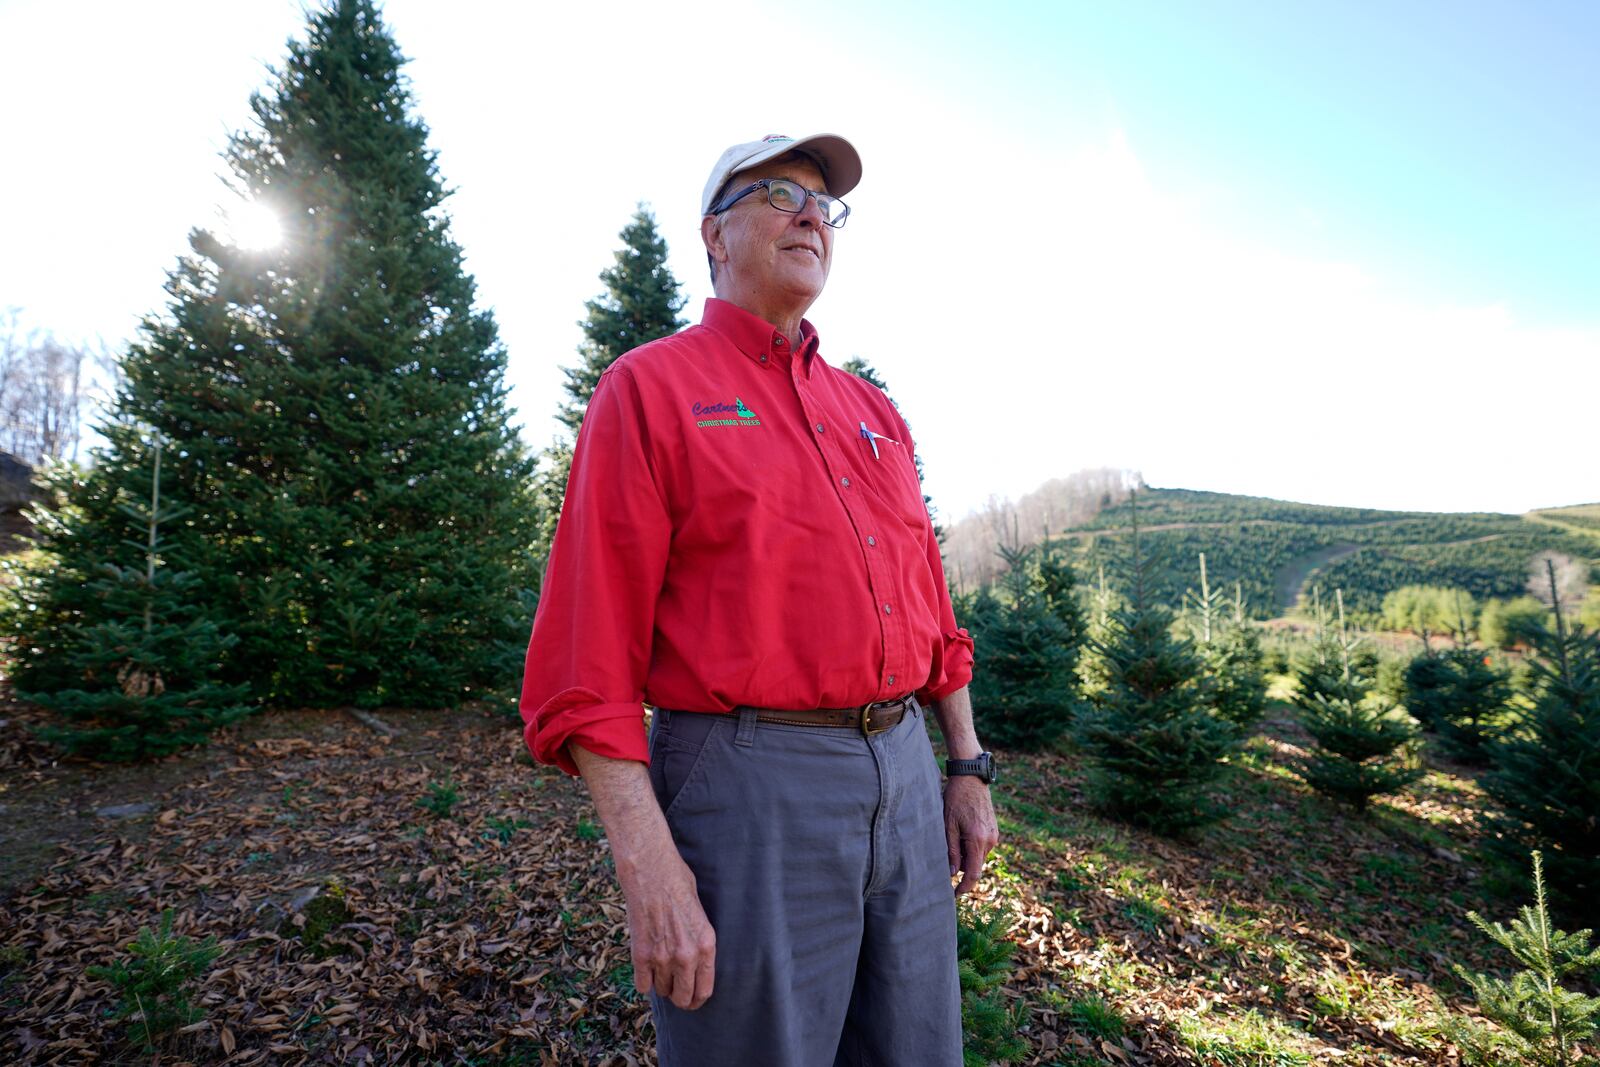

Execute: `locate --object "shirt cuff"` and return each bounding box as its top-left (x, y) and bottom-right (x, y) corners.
top-left (916, 627), bottom-right (974, 706)
top-left (524, 687), bottom-right (649, 777)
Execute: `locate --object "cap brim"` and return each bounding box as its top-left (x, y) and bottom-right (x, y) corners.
top-left (703, 133), bottom-right (863, 215)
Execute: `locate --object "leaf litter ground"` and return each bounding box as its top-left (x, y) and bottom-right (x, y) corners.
top-left (0, 697), bottom-right (1537, 1064)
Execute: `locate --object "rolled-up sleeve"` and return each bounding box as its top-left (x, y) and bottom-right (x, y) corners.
top-left (520, 365), bottom-right (670, 776)
top-left (916, 538), bottom-right (975, 706)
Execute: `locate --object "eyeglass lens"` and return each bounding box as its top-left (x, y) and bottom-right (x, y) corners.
top-left (767, 180), bottom-right (846, 227)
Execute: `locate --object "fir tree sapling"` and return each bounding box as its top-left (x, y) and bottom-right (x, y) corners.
top-left (1184, 557), bottom-right (1267, 731)
top-left (956, 904), bottom-right (1029, 1066)
top-left (1404, 638), bottom-right (1512, 764)
top-left (87, 909), bottom-right (224, 1053)
top-left (5, 0), bottom-right (541, 712)
top-left (965, 542), bottom-right (1082, 751)
top-left (1482, 560), bottom-right (1600, 926)
top-left (1293, 586), bottom-right (1349, 709)
top-left (1076, 495), bottom-right (1241, 833)
top-left (23, 435), bottom-right (251, 761)
top-left (1294, 590), bottom-right (1423, 809)
top-left (1075, 564), bottom-right (1121, 706)
top-left (1447, 851), bottom-right (1600, 1067)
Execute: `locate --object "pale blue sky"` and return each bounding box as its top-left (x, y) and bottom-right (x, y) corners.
top-left (2, 0), bottom-right (1595, 516)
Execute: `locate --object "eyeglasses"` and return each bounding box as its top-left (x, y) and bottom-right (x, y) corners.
top-left (709, 178), bottom-right (850, 228)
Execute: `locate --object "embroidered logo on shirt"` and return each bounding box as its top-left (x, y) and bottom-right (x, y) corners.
top-left (692, 397), bottom-right (762, 429)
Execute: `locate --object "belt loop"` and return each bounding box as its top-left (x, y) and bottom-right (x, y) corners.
top-left (734, 707), bottom-right (758, 748)
top-left (653, 706), bottom-right (671, 733)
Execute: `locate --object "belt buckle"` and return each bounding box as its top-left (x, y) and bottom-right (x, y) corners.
top-left (860, 698), bottom-right (897, 737)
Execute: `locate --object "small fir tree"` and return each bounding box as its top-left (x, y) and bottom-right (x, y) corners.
top-left (1447, 851), bottom-right (1600, 1067)
top-left (533, 205), bottom-right (685, 560)
top-left (23, 435), bottom-right (251, 760)
top-left (1294, 590), bottom-right (1423, 808)
top-left (965, 543), bottom-right (1082, 751)
top-left (1032, 536), bottom-right (1087, 656)
top-left (87, 909), bottom-right (224, 1053)
top-left (1481, 560), bottom-right (1600, 925)
top-left (1076, 495), bottom-right (1240, 833)
top-left (1076, 564), bottom-right (1126, 706)
top-left (1406, 647), bottom-right (1512, 763)
top-left (1184, 558), bottom-right (1267, 730)
top-left (1403, 650), bottom-right (1456, 733)
top-left (957, 904), bottom-right (1029, 1066)
top-left (1294, 586), bottom-right (1355, 707)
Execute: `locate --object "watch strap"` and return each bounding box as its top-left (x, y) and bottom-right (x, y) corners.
top-left (945, 753), bottom-right (995, 784)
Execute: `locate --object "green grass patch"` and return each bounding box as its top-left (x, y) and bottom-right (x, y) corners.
top-left (1176, 1008), bottom-right (1313, 1066)
top-left (1063, 992), bottom-right (1126, 1039)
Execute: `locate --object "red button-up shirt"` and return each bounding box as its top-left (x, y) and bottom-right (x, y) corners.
top-left (520, 298), bottom-right (974, 776)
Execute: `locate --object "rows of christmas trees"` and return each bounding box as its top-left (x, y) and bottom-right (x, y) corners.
top-left (959, 494), bottom-right (1600, 929)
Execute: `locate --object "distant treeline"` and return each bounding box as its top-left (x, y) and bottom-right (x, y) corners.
top-left (945, 484), bottom-right (1600, 620)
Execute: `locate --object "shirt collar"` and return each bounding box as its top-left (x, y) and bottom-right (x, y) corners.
top-left (701, 297), bottom-right (822, 378)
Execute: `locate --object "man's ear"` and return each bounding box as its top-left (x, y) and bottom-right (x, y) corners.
top-left (701, 214), bottom-right (728, 271)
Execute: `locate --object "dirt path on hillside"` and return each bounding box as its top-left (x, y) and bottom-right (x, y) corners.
top-left (1274, 542), bottom-right (1361, 612)
top-left (1526, 511), bottom-right (1600, 544)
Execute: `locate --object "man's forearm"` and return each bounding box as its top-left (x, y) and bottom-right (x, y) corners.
top-left (567, 742), bottom-right (680, 887)
top-left (927, 685), bottom-right (983, 760)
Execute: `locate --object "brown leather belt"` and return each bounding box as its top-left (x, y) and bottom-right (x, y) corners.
top-left (752, 694), bottom-right (913, 736)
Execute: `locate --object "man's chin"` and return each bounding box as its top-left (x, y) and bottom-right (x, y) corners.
top-left (775, 266), bottom-right (827, 301)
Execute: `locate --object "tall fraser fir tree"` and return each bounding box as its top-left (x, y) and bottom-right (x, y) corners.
top-left (532, 206), bottom-right (685, 561)
top-left (4, 0), bottom-right (538, 712)
top-left (1076, 496), bottom-right (1240, 833)
top-left (1481, 561), bottom-right (1600, 926)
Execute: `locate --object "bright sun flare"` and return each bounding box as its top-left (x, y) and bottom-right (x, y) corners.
top-left (228, 200), bottom-right (283, 250)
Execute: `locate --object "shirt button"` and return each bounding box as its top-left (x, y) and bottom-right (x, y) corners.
top-left (841, 477), bottom-right (850, 487)
top-left (866, 535), bottom-right (876, 546)
top-left (888, 674), bottom-right (895, 686)
top-left (759, 355), bottom-right (767, 363)
top-left (883, 603), bottom-right (892, 615)
top-left (816, 422), bottom-right (825, 433)
top-left (774, 336), bottom-right (786, 346)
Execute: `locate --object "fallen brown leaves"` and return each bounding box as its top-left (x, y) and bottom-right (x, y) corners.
top-left (0, 702), bottom-right (1516, 1064)
top-left (2, 704), bottom-right (649, 1063)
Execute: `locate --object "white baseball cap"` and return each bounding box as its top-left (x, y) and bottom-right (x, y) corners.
top-left (701, 133), bottom-right (863, 216)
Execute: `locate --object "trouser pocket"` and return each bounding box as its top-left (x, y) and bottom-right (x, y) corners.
top-left (648, 710), bottom-right (717, 819)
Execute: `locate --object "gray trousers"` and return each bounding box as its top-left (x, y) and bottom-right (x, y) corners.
top-left (645, 698), bottom-right (963, 1067)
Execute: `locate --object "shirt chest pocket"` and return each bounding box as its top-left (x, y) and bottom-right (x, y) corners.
top-left (851, 431), bottom-right (928, 533)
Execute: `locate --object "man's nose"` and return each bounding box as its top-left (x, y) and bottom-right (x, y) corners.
top-left (794, 193), bottom-right (826, 228)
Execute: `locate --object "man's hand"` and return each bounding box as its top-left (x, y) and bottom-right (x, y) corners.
top-left (568, 743), bottom-right (716, 1010)
top-left (943, 775), bottom-right (999, 895)
top-left (618, 834), bottom-right (717, 1010)
top-left (927, 686), bottom-right (999, 895)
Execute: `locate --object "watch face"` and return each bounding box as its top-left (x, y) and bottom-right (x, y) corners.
top-left (981, 753), bottom-right (997, 784)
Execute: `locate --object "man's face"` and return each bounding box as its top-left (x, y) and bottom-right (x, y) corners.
top-left (706, 155), bottom-right (833, 307)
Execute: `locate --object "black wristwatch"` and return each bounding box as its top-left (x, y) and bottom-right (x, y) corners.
top-left (945, 752), bottom-right (997, 785)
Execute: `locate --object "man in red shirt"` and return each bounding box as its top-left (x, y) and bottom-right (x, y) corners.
top-left (520, 133), bottom-right (999, 1066)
